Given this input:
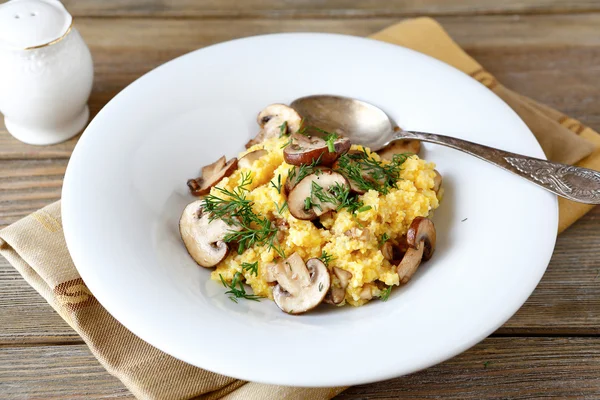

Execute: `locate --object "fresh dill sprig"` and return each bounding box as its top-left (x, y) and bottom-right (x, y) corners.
top-left (280, 136), bottom-right (293, 149)
top-left (203, 171), bottom-right (283, 256)
top-left (278, 121), bottom-right (288, 138)
top-left (324, 132), bottom-right (338, 153)
top-left (334, 149), bottom-right (410, 194)
top-left (203, 171), bottom-right (253, 225)
top-left (287, 155), bottom-right (323, 188)
top-left (305, 181), bottom-right (369, 215)
top-left (241, 261), bottom-right (259, 276)
top-left (319, 250), bottom-right (336, 266)
top-left (220, 272), bottom-right (262, 303)
top-left (270, 175), bottom-right (283, 194)
top-left (378, 233), bottom-right (390, 246)
top-left (274, 201), bottom-right (288, 214)
top-left (379, 285), bottom-right (392, 301)
top-left (224, 216), bottom-right (278, 254)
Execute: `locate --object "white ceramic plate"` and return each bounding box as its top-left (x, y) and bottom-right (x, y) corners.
top-left (62, 33), bottom-right (558, 387)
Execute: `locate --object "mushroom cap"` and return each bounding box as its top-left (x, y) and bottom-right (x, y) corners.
top-left (179, 200), bottom-right (240, 267)
top-left (376, 139), bottom-right (421, 160)
top-left (238, 149), bottom-right (268, 169)
top-left (406, 217), bottom-right (436, 261)
top-left (283, 133), bottom-right (351, 166)
top-left (246, 104), bottom-right (302, 148)
top-left (187, 156), bottom-right (238, 196)
top-left (287, 169), bottom-right (349, 220)
top-left (432, 169), bottom-right (443, 194)
top-left (272, 254), bottom-right (331, 314)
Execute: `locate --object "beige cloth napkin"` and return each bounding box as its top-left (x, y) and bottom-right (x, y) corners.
top-left (1, 17), bottom-right (598, 400)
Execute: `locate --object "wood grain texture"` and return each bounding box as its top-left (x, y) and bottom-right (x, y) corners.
top-left (0, 345), bottom-right (132, 399)
top-left (2, 14), bottom-right (600, 159)
top-left (59, 0), bottom-right (600, 18)
top-left (338, 337), bottom-right (600, 399)
top-left (0, 160), bottom-right (65, 229)
top-left (1, 8), bottom-right (600, 399)
top-left (1, 338), bottom-right (600, 399)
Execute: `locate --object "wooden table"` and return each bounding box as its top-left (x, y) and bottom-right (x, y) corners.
top-left (1, 1), bottom-right (600, 398)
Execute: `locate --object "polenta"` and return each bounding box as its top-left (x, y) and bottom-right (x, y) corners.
top-left (180, 104), bottom-right (441, 314)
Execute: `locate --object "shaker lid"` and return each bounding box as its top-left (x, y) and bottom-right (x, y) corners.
top-left (0, 0), bottom-right (73, 50)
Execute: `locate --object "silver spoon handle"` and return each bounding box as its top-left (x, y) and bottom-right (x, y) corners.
top-left (398, 130), bottom-right (600, 205)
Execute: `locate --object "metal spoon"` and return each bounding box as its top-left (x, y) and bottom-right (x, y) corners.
top-left (291, 95), bottom-right (600, 205)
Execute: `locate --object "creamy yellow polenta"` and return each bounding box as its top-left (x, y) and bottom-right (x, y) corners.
top-left (210, 136), bottom-right (440, 306)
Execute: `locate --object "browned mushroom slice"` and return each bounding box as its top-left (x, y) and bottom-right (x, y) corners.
top-left (287, 170), bottom-right (349, 220)
top-left (406, 217), bottom-right (436, 261)
top-left (381, 236), bottom-right (409, 265)
top-left (433, 169), bottom-right (443, 194)
top-left (324, 267), bottom-right (353, 305)
top-left (179, 200), bottom-right (241, 267)
top-left (187, 156), bottom-right (238, 196)
top-left (397, 217), bottom-right (437, 283)
top-left (284, 165), bottom-right (327, 195)
top-left (238, 149), bottom-right (268, 169)
top-left (377, 139), bottom-right (421, 160)
top-left (283, 133), bottom-right (351, 166)
top-left (272, 253), bottom-right (331, 314)
top-left (246, 104), bottom-right (302, 148)
top-left (359, 284), bottom-right (374, 300)
top-left (397, 245), bottom-right (425, 284)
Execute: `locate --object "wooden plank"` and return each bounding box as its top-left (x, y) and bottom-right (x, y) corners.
top-left (1, 338), bottom-right (599, 399)
top-left (2, 14), bottom-right (600, 159)
top-left (339, 337), bottom-right (600, 399)
top-left (0, 160), bottom-right (65, 229)
top-left (59, 0), bottom-right (600, 18)
top-left (0, 344), bottom-right (132, 399)
top-left (0, 206), bottom-right (599, 343)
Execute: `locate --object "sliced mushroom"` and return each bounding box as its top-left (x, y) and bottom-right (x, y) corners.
top-left (433, 169), bottom-right (443, 194)
top-left (187, 156), bottom-right (238, 196)
top-left (381, 236), bottom-right (409, 265)
top-left (283, 133), bottom-right (351, 166)
top-left (246, 104), bottom-right (302, 148)
top-left (359, 284), bottom-right (374, 300)
top-left (333, 267), bottom-right (352, 288)
top-left (377, 139), bottom-right (421, 160)
top-left (397, 244), bottom-right (425, 284)
top-left (284, 165), bottom-right (327, 194)
top-left (238, 149), bottom-right (268, 169)
top-left (397, 217), bottom-right (437, 283)
top-left (287, 170), bottom-right (349, 220)
top-left (324, 267), bottom-right (353, 305)
top-left (344, 227), bottom-right (371, 241)
top-left (179, 200), bottom-right (241, 267)
top-left (272, 253), bottom-right (331, 314)
top-left (406, 217), bottom-right (436, 261)
top-left (264, 262), bottom-right (278, 283)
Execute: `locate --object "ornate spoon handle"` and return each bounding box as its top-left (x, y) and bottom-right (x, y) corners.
top-left (397, 130), bottom-right (600, 205)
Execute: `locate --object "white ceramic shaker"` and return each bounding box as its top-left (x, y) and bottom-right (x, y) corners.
top-left (0, 0), bottom-right (93, 145)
